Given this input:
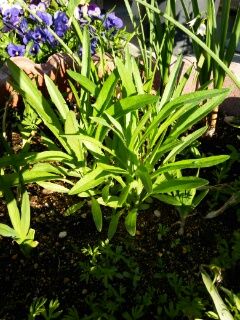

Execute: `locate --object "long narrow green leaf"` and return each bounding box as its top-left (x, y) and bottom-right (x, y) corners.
top-left (118, 185), bottom-right (131, 207)
top-left (170, 90), bottom-right (229, 138)
top-left (125, 208), bottom-right (137, 236)
top-left (115, 57), bottom-right (136, 96)
top-left (5, 191), bottom-right (22, 235)
top-left (64, 201), bottom-right (85, 216)
top-left (152, 155), bottom-right (229, 179)
top-left (131, 57), bottom-right (144, 94)
top-left (136, 166), bottom-right (152, 193)
top-left (141, 89), bottom-right (225, 145)
top-left (163, 126), bottom-right (207, 163)
top-left (91, 197), bottom-right (102, 232)
top-left (219, 0), bottom-right (230, 60)
top-left (44, 74), bottom-right (69, 121)
top-left (103, 113), bottom-right (125, 140)
top-left (106, 94), bottom-right (159, 118)
top-left (159, 89), bottom-right (226, 121)
top-left (20, 189), bottom-right (30, 238)
top-left (224, 6), bottom-right (240, 66)
top-left (67, 0), bottom-right (82, 17)
top-left (94, 70), bottom-right (119, 114)
top-left (65, 111), bottom-right (82, 160)
top-left (172, 64), bottom-right (193, 99)
top-left (158, 54), bottom-right (183, 111)
top-left (97, 196), bottom-right (121, 208)
top-left (68, 79), bottom-right (81, 110)
top-left (98, 163), bottom-right (129, 175)
top-left (148, 103), bottom-right (190, 151)
top-left (30, 163), bottom-right (67, 175)
top-left (153, 177), bottom-right (208, 193)
top-left (67, 70), bottom-right (98, 96)
top-left (25, 151), bottom-right (74, 164)
top-left (68, 168), bottom-right (107, 195)
top-left (81, 26), bottom-right (91, 78)
top-left (153, 194), bottom-right (182, 206)
top-left (37, 181), bottom-right (70, 193)
top-left (201, 269), bottom-right (234, 320)
top-left (78, 134), bottom-right (115, 156)
top-left (0, 152), bottom-right (73, 173)
top-left (7, 61), bottom-right (61, 130)
top-left (7, 60), bottom-right (71, 153)
top-left (128, 108), bottom-right (152, 151)
top-left (108, 212), bottom-right (121, 239)
top-left (0, 224), bottom-right (18, 238)
top-left (1, 171), bottom-right (62, 188)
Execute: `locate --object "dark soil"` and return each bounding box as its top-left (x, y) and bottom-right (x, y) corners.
top-left (0, 111), bottom-right (240, 320)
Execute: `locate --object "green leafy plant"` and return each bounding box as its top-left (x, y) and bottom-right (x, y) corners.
top-left (28, 297), bottom-right (62, 320)
top-left (78, 240), bottom-right (143, 317)
top-left (0, 183), bottom-right (38, 256)
top-left (155, 270), bottom-right (205, 319)
top-left (7, 35), bottom-right (230, 237)
top-left (183, 0), bottom-right (240, 133)
top-left (157, 223), bottom-right (169, 240)
top-left (133, 0), bottom-right (240, 134)
top-left (80, 240), bottom-right (141, 288)
top-left (212, 230), bottom-right (240, 269)
top-left (124, 0), bottom-right (177, 92)
top-left (134, 0), bottom-right (240, 88)
top-left (182, 0), bottom-right (240, 90)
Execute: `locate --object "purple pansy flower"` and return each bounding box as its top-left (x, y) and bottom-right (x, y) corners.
top-left (53, 11), bottom-right (69, 37)
top-left (43, 28), bottom-right (58, 46)
top-left (19, 18), bottom-right (29, 34)
top-left (87, 4), bottom-right (101, 18)
top-left (29, 2), bottom-right (46, 12)
top-left (29, 43), bottom-right (40, 55)
top-left (33, 27), bottom-right (47, 43)
top-left (7, 43), bottom-right (25, 57)
top-left (30, 0), bottom-right (50, 7)
top-left (23, 30), bottom-right (34, 45)
top-left (36, 11), bottom-right (53, 26)
top-left (90, 38), bottom-right (98, 54)
top-left (103, 12), bottom-right (123, 30)
top-left (2, 6), bottom-right (23, 28)
top-left (27, 27), bottom-right (47, 43)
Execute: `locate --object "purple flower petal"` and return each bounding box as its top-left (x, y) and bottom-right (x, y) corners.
top-left (87, 4), bottom-right (101, 18)
top-left (53, 11), bottom-right (69, 37)
top-left (103, 12), bottom-right (123, 30)
top-left (7, 43), bottom-right (25, 57)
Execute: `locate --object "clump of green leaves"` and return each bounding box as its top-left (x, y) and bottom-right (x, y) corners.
top-left (0, 183), bottom-right (38, 256)
top-left (28, 298), bottom-right (62, 320)
top-left (7, 30), bottom-right (230, 238)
